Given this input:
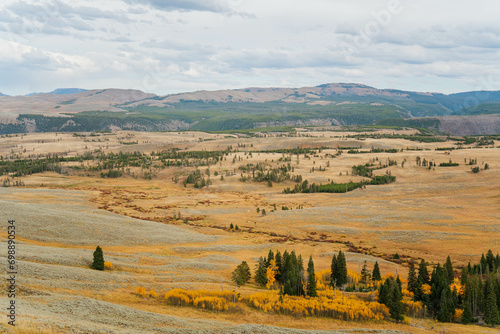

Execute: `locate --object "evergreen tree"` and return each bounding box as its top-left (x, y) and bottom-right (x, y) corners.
top-left (460, 266), bottom-right (469, 285)
top-left (480, 253), bottom-right (487, 274)
top-left (361, 261), bottom-right (370, 284)
top-left (232, 261), bottom-right (251, 286)
top-left (437, 286), bottom-right (454, 322)
top-left (418, 259), bottom-right (429, 285)
top-left (462, 300), bottom-right (474, 324)
top-left (306, 256), bottom-right (317, 297)
top-left (372, 261), bottom-right (382, 281)
top-left (266, 249), bottom-right (275, 267)
top-left (275, 250), bottom-right (282, 283)
top-left (330, 254), bottom-right (337, 287)
top-left (444, 256), bottom-right (454, 283)
top-left (335, 251), bottom-right (348, 287)
top-left (254, 257), bottom-right (268, 287)
top-left (281, 250), bottom-right (289, 284)
top-left (484, 276), bottom-right (500, 325)
top-left (407, 261), bottom-right (418, 294)
top-left (486, 249), bottom-right (495, 272)
top-left (389, 280), bottom-right (404, 321)
top-left (378, 278), bottom-right (390, 305)
top-left (91, 245), bottom-right (104, 271)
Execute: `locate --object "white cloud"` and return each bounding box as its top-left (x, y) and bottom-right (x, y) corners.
top-left (1, 0), bottom-right (500, 95)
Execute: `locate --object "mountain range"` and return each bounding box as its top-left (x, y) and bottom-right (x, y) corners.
top-left (0, 83), bottom-right (499, 135)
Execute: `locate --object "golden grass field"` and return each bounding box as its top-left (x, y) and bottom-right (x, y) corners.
top-left (0, 128), bottom-right (498, 333)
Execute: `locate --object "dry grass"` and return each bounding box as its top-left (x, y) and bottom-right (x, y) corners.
top-left (1, 129), bottom-right (498, 333)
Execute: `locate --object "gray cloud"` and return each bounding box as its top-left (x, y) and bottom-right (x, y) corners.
top-left (123, 0), bottom-right (235, 14)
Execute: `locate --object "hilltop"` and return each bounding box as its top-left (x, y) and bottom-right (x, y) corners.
top-left (0, 83), bottom-right (499, 135)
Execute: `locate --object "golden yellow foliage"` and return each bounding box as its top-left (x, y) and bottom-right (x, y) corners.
top-left (266, 259), bottom-right (277, 289)
top-left (136, 286), bottom-right (147, 297)
top-left (453, 309), bottom-right (463, 323)
top-left (347, 269), bottom-right (361, 285)
top-left (247, 288), bottom-right (389, 321)
top-left (403, 300), bottom-right (425, 318)
top-left (163, 289), bottom-right (240, 312)
top-left (104, 261), bottom-right (113, 269)
top-left (421, 284), bottom-right (432, 295)
top-left (149, 290), bottom-right (157, 298)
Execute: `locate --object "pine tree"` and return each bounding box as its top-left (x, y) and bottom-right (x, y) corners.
top-left (418, 259), bottom-right (429, 285)
top-left (330, 254), bottom-right (337, 287)
top-left (462, 300), bottom-right (474, 324)
top-left (484, 276), bottom-right (500, 325)
top-left (407, 261), bottom-right (417, 294)
top-left (306, 256), bottom-right (317, 297)
top-left (460, 266), bottom-right (469, 285)
top-left (444, 256), bottom-right (454, 283)
top-left (266, 249), bottom-right (275, 267)
top-left (232, 261), bottom-right (251, 286)
top-left (361, 261), bottom-right (370, 284)
top-left (230, 223), bottom-right (234, 229)
top-left (486, 249), bottom-right (495, 272)
top-left (437, 286), bottom-right (453, 322)
top-left (389, 280), bottom-right (404, 321)
top-left (91, 245), bottom-right (104, 271)
top-left (372, 261), bottom-right (381, 281)
top-left (335, 251), bottom-right (348, 287)
top-left (254, 257), bottom-right (268, 287)
top-left (275, 251), bottom-right (282, 283)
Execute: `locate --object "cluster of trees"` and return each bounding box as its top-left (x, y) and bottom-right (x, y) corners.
top-left (238, 162), bottom-right (302, 185)
top-left (283, 173), bottom-right (395, 194)
top-left (406, 251), bottom-right (500, 325)
top-left (378, 276), bottom-right (404, 321)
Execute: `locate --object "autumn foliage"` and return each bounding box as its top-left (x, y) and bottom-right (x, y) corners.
top-left (164, 289), bottom-right (241, 312)
top-left (247, 288), bottom-right (389, 321)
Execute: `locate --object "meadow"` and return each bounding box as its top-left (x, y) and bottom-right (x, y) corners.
top-left (0, 127), bottom-right (498, 333)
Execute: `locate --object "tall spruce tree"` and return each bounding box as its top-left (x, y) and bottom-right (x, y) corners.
top-left (275, 251), bottom-right (282, 283)
top-left (407, 261), bottom-right (418, 294)
top-left (372, 261), bottom-right (381, 281)
top-left (444, 256), bottom-right (454, 283)
top-left (254, 257), bottom-right (268, 287)
top-left (484, 276), bottom-right (500, 325)
top-left (335, 251), bottom-right (348, 287)
top-left (389, 280), bottom-right (404, 322)
top-left (91, 245), bottom-right (104, 271)
top-left (361, 261), bottom-right (370, 284)
top-left (418, 259), bottom-right (429, 285)
top-left (266, 249), bottom-right (275, 268)
top-left (307, 256), bottom-right (317, 297)
top-left (330, 254), bottom-right (337, 287)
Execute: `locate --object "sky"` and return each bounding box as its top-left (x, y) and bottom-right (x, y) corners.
top-left (1, 0), bottom-right (500, 96)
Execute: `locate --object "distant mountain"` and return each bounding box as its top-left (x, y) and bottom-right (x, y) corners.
top-left (0, 83), bottom-right (499, 135)
top-left (0, 92), bottom-right (8, 97)
top-left (26, 88), bottom-right (88, 96)
top-left (50, 88), bottom-right (87, 95)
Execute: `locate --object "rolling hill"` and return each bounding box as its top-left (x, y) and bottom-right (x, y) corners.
top-left (0, 83), bottom-right (499, 135)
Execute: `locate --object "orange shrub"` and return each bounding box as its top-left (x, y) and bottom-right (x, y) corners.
top-left (104, 261), bottom-right (113, 269)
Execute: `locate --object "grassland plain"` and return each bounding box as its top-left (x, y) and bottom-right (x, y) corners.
top-left (0, 129), bottom-right (498, 333)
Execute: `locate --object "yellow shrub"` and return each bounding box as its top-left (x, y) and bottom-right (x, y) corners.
top-left (104, 261), bottom-right (113, 269)
top-left (453, 309), bottom-right (463, 323)
top-left (149, 290), bottom-right (157, 298)
top-left (136, 286), bottom-right (147, 297)
top-left (163, 289), bottom-right (240, 312)
top-left (247, 289), bottom-right (389, 321)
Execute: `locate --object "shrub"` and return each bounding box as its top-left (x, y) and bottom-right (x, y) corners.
top-left (104, 261), bottom-right (113, 269)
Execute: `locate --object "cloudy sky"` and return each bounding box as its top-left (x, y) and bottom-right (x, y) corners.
top-left (0, 0), bottom-right (499, 96)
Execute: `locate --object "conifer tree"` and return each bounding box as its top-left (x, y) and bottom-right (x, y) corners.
top-left (266, 249), bottom-right (275, 267)
top-left (335, 251), bottom-right (348, 287)
top-left (418, 259), bottom-right (429, 285)
top-left (361, 261), bottom-right (370, 284)
top-left (275, 250), bottom-right (282, 283)
top-left (407, 261), bottom-right (418, 293)
top-left (437, 286), bottom-right (454, 322)
top-left (462, 300), bottom-right (474, 324)
top-left (484, 276), bottom-right (500, 325)
top-left (307, 256), bottom-right (317, 297)
top-left (91, 245), bottom-right (104, 271)
top-left (330, 254), bottom-right (337, 287)
top-left (444, 256), bottom-right (454, 283)
top-left (372, 261), bottom-right (381, 281)
top-left (389, 280), bottom-right (404, 321)
top-left (232, 261), bottom-right (251, 286)
top-left (254, 257), bottom-right (268, 287)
